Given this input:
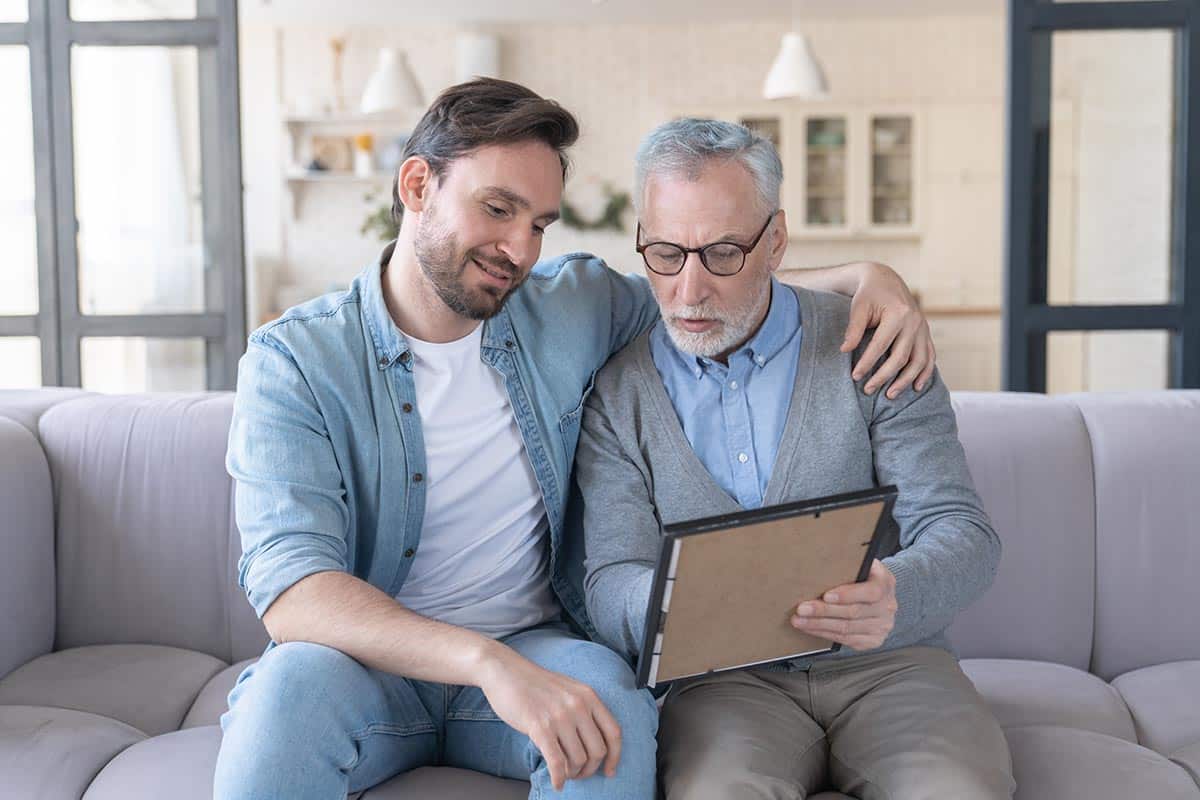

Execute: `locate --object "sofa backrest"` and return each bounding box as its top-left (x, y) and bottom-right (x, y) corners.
top-left (36, 393), bottom-right (268, 664)
top-left (947, 392), bottom-right (1098, 670)
top-left (1069, 392), bottom-right (1200, 681)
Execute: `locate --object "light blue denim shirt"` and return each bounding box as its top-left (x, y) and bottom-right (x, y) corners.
top-left (648, 278), bottom-right (802, 509)
top-left (226, 243), bottom-right (658, 638)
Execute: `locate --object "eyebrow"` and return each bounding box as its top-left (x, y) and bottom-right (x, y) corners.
top-left (482, 186), bottom-right (560, 224)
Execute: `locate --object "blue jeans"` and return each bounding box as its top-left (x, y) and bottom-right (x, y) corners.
top-left (212, 623), bottom-right (658, 799)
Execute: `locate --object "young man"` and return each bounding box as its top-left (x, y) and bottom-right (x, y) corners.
top-left (576, 118), bottom-right (1014, 799)
top-left (216, 79), bottom-right (936, 799)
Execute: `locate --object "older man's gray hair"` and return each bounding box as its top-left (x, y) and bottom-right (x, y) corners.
top-left (633, 117), bottom-right (783, 216)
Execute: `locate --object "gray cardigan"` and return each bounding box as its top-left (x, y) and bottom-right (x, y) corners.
top-left (574, 286), bottom-right (1000, 670)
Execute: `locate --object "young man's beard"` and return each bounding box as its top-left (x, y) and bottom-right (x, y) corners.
top-left (413, 203), bottom-right (524, 321)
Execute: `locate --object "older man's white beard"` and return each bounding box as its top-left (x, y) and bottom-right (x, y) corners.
top-left (659, 281), bottom-right (771, 360)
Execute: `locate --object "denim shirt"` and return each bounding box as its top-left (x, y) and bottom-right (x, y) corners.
top-left (226, 243), bottom-right (657, 638)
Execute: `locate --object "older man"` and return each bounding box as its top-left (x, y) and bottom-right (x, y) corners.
top-left (575, 118), bottom-right (1015, 799)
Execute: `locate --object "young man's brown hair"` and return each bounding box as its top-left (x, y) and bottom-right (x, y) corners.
top-left (392, 77), bottom-right (580, 225)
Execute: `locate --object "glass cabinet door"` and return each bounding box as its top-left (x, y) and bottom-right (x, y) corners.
top-left (804, 116), bottom-right (847, 227)
top-left (870, 116), bottom-right (914, 226)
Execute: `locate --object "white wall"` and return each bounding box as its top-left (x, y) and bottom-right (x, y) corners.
top-left (239, 11), bottom-right (1174, 391)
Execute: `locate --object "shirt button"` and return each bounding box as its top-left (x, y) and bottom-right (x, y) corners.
top-left (505, 339), bottom-right (515, 348)
top-left (738, 452), bottom-right (749, 464)
top-left (378, 356), bottom-right (388, 368)
top-left (402, 403), bottom-right (413, 413)
top-left (399, 352), bottom-right (411, 364)
top-left (729, 380), bottom-right (738, 390)
top-left (756, 356), bottom-right (765, 365)
top-left (404, 548), bottom-right (415, 558)
top-left (413, 472), bottom-right (423, 483)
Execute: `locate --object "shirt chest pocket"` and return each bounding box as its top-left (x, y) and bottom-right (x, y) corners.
top-left (557, 369), bottom-right (598, 459)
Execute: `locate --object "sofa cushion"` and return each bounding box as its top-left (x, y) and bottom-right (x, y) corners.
top-left (0, 644), bottom-right (225, 737)
top-left (1068, 391), bottom-right (1200, 681)
top-left (0, 705), bottom-right (144, 799)
top-left (181, 658), bottom-right (256, 729)
top-left (1005, 725), bottom-right (1200, 800)
top-left (0, 416), bottom-right (55, 682)
top-left (1112, 660), bottom-right (1200, 758)
top-left (1172, 741), bottom-right (1200, 788)
top-left (947, 393), bottom-right (1096, 668)
top-left (365, 766), bottom-right (530, 799)
top-left (37, 393), bottom-right (269, 664)
top-left (81, 725), bottom-right (221, 800)
top-left (0, 387), bottom-right (91, 436)
top-left (960, 658), bottom-right (1137, 742)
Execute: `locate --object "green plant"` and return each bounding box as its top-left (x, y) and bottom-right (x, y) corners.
top-left (560, 183), bottom-right (630, 233)
top-left (361, 191), bottom-right (400, 242)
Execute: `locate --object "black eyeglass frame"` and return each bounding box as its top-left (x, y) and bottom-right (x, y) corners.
top-left (635, 213), bottom-right (777, 276)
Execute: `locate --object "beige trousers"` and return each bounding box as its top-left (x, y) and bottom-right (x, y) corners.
top-left (658, 646), bottom-right (1015, 800)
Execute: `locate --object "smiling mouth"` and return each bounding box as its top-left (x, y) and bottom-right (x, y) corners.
top-left (472, 258), bottom-right (514, 286)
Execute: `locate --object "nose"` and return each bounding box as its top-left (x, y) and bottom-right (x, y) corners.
top-left (675, 251), bottom-right (712, 307)
top-left (497, 223), bottom-right (541, 271)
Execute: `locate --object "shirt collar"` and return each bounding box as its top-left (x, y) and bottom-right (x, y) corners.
top-left (744, 278), bottom-right (800, 370)
top-left (362, 240), bottom-right (519, 373)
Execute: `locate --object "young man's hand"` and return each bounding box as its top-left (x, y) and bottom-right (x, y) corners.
top-left (839, 262), bottom-right (936, 399)
top-left (790, 559), bottom-right (898, 651)
top-left (478, 647), bottom-right (622, 790)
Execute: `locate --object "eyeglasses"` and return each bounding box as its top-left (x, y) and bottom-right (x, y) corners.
top-left (635, 214), bottom-right (775, 277)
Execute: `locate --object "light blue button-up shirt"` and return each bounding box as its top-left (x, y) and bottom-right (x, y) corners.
top-left (648, 279), bottom-right (802, 509)
top-left (226, 243), bottom-right (659, 642)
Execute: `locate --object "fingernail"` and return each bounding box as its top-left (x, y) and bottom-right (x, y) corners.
top-left (826, 592), bottom-right (840, 603)
top-left (916, 381), bottom-right (925, 391)
top-left (865, 385), bottom-right (876, 395)
top-left (796, 603), bottom-right (814, 615)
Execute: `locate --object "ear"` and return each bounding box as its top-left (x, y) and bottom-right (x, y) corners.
top-left (765, 209), bottom-right (789, 274)
top-left (396, 156), bottom-right (435, 213)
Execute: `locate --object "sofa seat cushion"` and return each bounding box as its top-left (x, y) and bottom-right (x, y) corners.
top-left (961, 658), bottom-right (1137, 741)
top-left (0, 705), bottom-right (144, 799)
top-left (364, 766), bottom-right (531, 799)
top-left (1006, 725), bottom-right (1200, 799)
top-left (1172, 741), bottom-right (1200, 788)
top-left (0, 644), bottom-right (226, 736)
top-left (181, 658), bottom-right (256, 729)
top-left (1112, 660), bottom-right (1200, 758)
top-left (81, 725), bottom-right (221, 800)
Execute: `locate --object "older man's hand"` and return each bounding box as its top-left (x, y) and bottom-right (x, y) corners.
top-left (840, 261), bottom-right (936, 399)
top-left (790, 559), bottom-right (898, 652)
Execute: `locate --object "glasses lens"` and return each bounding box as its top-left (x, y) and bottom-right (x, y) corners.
top-left (702, 243), bottom-right (745, 275)
top-left (644, 243), bottom-right (686, 274)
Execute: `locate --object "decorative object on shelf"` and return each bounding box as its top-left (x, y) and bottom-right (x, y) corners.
top-left (353, 133), bottom-right (375, 178)
top-left (309, 134), bottom-right (353, 172)
top-left (330, 37), bottom-right (347, 113)
top-left (361, 48), bottom-right (423, 114)
top-left (361, 189), bottom-right (401, 243)
top-left (456, 32), bottom-right (501, 82)
top-left (763, 32), bottom-right (828, 100)
top-left (560, 181), bottom-right (630, 233)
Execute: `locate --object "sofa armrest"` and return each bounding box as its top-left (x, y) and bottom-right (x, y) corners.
top-left (0, 416), bottom-right (55, 680)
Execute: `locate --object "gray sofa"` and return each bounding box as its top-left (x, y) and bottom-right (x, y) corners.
top-left (0, 387), bottom-right (1197, 799)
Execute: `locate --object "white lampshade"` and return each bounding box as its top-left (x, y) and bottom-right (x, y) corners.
top-left (360, 48), bottom-right (423, 114)
top-left (455, 32), bottom-right (501, 83)
top-left (762, 32), bottom-right (829, 100)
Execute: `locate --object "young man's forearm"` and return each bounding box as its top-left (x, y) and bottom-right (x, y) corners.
top-left (262, 570), bottom-right (508, 686)
top-left (787, 262), bottom-right (867, 296)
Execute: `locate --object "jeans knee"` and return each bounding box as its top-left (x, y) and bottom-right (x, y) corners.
top-left (223, 642), bottom-right (365, 738)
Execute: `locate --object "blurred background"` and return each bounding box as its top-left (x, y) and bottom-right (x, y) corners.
top-left (2, 0), bottom-right (1197, 394)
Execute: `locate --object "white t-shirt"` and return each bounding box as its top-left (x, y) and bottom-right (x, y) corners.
top-left (393, 323), bottom-right (559, 638)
